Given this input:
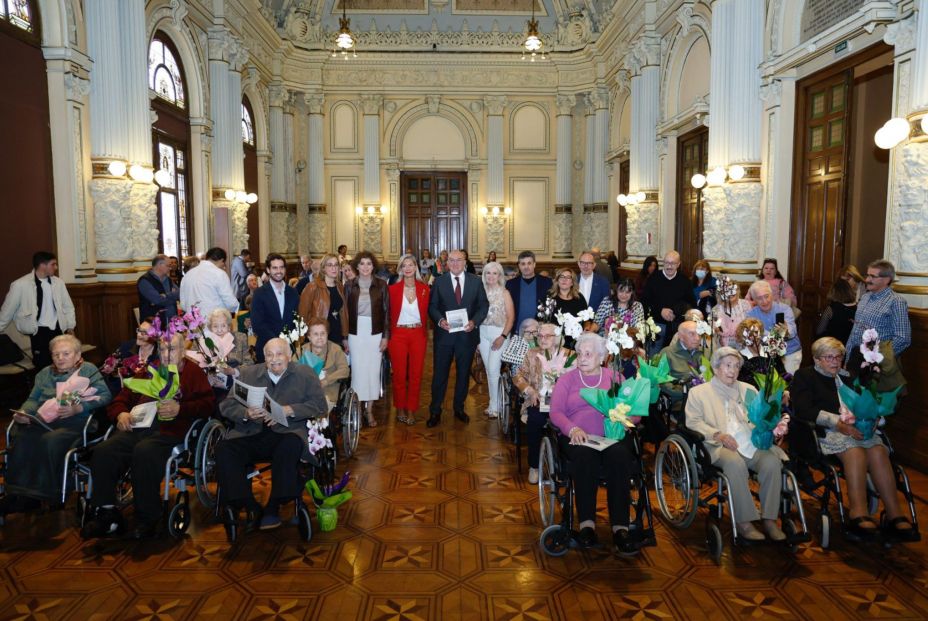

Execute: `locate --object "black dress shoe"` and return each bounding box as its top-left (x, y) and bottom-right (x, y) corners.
top-left (453, 410), bottom-right (470, 423)
top-left (613, 528), bottom-right (638, 556)
top-left (426, 414), bottom-right (441, 428)
top-left (131, 520), bottom-right (161, 541)
top-left (577, 526), bottom-right (598, 548)
top-left (244, 507), bottom-right (264, 534)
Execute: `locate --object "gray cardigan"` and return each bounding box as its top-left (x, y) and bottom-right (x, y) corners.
top-left (218, 361), bottom-right (327, 459)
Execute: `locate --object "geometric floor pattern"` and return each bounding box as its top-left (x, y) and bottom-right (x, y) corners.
top-left (2, 371), bottom-right (928, 620)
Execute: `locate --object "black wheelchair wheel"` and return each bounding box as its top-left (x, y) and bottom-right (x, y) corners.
top-left (296, 504), bottom-right (313, 542)
top-left (540, 524), bottom-right (571, 557)
top-left (654, 434), bottom-right (699, 529)
top-left (223, 506), bottom-right (238, 543)
top-left (194, 419), bottom-right (225, 509)
top-left (342, 390), bottom-right (361, 459)
top-left (820, 512), bottom-right (831, 549)
top-left (706, 519), bottom-right (723, 564)
top-left (538, 437), bottom-right (558, 527)
top-left (497, 373), bottom-right (511, 436)
top-left (167, 501), bottom-right (190, 538)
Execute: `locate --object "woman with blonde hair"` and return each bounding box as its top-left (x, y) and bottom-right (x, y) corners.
top-left (388, 254), bottom-right (430, 425)
top-left (478, 261), bottom-right (515, 419)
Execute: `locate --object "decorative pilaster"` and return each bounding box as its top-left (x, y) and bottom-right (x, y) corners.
top-left (484, 95), bottom-right (508, 210)
top-left (360, 94), bottom-right (383, 208)
top-left (118, 0), bottom-right (152, 169)
top-left (553, 94), bottom-right (574, 258)
top-left (268, 85), bottom-right (288, 253)
top-left (626, 36), bottom-right (661, 259)
top-left (702, 0), bottom-right (764, 265)
top-left (591, 87), bottom-right (610, 206)
top-left (582, 95), bottom-right (595, 208)
top-left (305, 93), bottom-right (327, 256)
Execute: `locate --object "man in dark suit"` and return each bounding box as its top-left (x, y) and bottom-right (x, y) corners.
top-left (427, 249), bottom-right (489, 426)
top-left (251, 254), bottom-right (299, 363)
top-left (505, 250), bottom-right (553, 329)
top-left (577, 251), bottom-right (610, 311)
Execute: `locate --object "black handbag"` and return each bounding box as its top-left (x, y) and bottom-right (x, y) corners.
top-left (0, 334), bottom-right (24, 365)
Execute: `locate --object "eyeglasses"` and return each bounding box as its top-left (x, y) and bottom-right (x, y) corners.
top-left (817, 354), bottom-right (843, 362)
top-left (866, 272), bottom-right (889, 279)
top-left (578, 261), bottom-right (594, 266)
top-left (539, 333), bottom-right (558, 339)
top-left (558, 275), bottom-right (573, 281)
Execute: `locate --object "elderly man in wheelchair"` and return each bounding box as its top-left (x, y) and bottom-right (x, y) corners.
top-left (215, 337), bottom-right (328, 534)
top-left (684, 347), bottom-right (788, 542)
top-left (547, 332), bottom-right (642, 554)
top-left (81, 331), bottom-right (215, 540)
top-left (1, 334), bottom-right (111, 517)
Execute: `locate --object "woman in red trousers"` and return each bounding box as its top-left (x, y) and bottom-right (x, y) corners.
top-left (388, 254), bottom-right (430, 425)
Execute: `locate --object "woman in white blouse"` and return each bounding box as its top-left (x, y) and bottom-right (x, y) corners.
top-left (478, 261), bottom-right (515, 419)
top-left (388, 255), bottom-right (430, 425)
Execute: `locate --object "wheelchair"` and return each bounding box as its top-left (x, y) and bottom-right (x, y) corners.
top-left (330, 378), bottom-right (360, 459)
top-left (0, 408), bottom-right (110, 527)
top-left (652, 389), bottom-right (811, 563)
top-left (789, 419), bottom-right (920, 548)
top-left (496, 364), bottom-right (513, 436)
top-left (537, 422), bottom-right (657, 557)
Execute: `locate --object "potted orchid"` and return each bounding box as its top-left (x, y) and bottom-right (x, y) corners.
top-left (837, 329), bottom-right (902, 440)
top-left (306, 471), bottom-right (352, 532)
top-left (635, 317), bottom-right (662, 361)
top-left (280, 312), bottom-right (309, 360)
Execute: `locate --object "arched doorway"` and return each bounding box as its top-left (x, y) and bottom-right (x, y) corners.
top-left (242, 97), bottom-right (259, 254)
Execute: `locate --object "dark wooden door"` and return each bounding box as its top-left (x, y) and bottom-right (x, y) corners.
top-left (618, 159), bottom-right (629, 262)
top-left (789, 70), bottom-right (852, 349)
top-left (676, 127), bottom-right (708, 273)
top-left (401, 171), bottom-right (467, 257)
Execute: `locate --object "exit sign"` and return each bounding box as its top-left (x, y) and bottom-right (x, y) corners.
top-left (835, 40), bottom-right (849, 54)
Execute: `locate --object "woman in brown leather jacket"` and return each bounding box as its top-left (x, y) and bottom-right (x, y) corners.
top-left (298, 253), bottom-right (349, 348)
top-left (344, 251), bottom-right (390, 426)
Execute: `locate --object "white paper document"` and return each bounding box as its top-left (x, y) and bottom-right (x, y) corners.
top-left (233, 379), bottom-right (266, 408)
top-left (129, 402), bottom-right (158, 429)
top-left (446, 309), bottom-right (469, 333)
top-left (578, 434), bottom-right (617, 451)
top-left (263, 395), bottom-right (290, 427)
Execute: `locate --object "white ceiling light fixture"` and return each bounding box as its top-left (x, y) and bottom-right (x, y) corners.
top-left (332, 0), bottom-right (357, 59)
top-left (522, 2), bottom-right (546, 62)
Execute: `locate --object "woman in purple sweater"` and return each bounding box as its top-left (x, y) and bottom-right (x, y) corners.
top-left (549, 332), bottom-right (637, 554)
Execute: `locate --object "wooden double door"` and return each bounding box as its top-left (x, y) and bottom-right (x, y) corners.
top-left (676, 127), bottom-right (708, 273)
top-left (401, 171), bottom-right (467, 258)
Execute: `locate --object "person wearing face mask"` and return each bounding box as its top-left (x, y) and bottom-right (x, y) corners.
top-left (0, 335), bottom-right (111, 517)
top-left (691, 260), bottom-right (717, 318)
top-left (215, 338), bottom-right (328, 533)
top-left (641, 250), bottom-right (696, 354)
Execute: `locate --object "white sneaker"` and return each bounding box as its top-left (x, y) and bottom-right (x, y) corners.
top-left (487, 411), bottom-right (499, 419)
top-left (528, 468), bottom-right (539, 484)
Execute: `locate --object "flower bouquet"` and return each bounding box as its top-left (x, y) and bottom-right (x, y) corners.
top-left (636, 355), bottom-right (673, 404)
top-left (36, 369), bottom-right (104, 423)
top-left (635, 317), bottom-right (662, 360)
top-left (554, 308), bottom-right (595, 340)
top-left (280, 312), bottom-right (309, 360)
top-left (101, 351), bottom-right (146, 381)
top-left (695, 319), bottom-right (714, 356)
top-left (837, 329), bottom-right (902, 440)
top-left (536, 297), bottom-right (558, 322)
top-left (717, 275), bottom-right (740, 317)
top-left (306, 471), bottom-right (352, 531)
top-left (123, 364), bottom-right (181, 404)
top-left (536, 346), bottom-right (576, 407)
top-left (746, 368), bottom-right (790, 450)
top-left (306, 416), bottom-right (334, 456)
top-left (686, 355), bottom-right (714, 388)
top-left (579, 376), bottom-right (651, 441)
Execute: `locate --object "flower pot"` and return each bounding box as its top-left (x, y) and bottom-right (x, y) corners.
top-left (317, 506), bottom-right (338, 531)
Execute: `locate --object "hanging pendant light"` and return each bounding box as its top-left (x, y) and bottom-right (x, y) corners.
top-left (332, 1), bottom-right (357, 59)
top-left (522, 2), bottom-right (546, 61)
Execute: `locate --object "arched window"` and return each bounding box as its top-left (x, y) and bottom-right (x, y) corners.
top-left (242, 96), bottom-right (260, 249)
top-left (149, 34), bottom-right (192, 258)
top-left (242, 102), bottom-right (255, 146)
top-left (148, 37), bottom-right (186, 109)
top-left (0, 0), bottom-right (35, 34)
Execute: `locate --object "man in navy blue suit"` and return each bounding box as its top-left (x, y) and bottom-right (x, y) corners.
top-left (427, 249), bottom-right (489, 427)
top-left (577, 251), bottom-right (610, 312)
top-left (505, 250), bottom-right (552, 329)
top-left (250, 253), bottom-right (299, 363)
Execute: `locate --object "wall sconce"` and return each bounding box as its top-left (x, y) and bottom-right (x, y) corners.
top-left (874, 117), bottom-right (912, 150)
top-left (221, 188), bottom-right (258, 203)
top-left (480, 205), bottom-right (511, 222)
top-left (357, 205), bottom-right (386, 221)
top-left (616, 191), bottom-right (646, 206)
top-left (128, 164), bottom-right (154, 184)
top-left (107, 161), bottom-right (127, 177)
top-left (706, 166), bottom-right (727, 186)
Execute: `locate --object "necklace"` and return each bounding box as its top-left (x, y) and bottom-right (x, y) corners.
top-left (579, 367), bottom-right (604, 389)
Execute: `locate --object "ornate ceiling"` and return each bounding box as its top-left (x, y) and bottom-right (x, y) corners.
top-left (259, 0), bottom-right (618, 53)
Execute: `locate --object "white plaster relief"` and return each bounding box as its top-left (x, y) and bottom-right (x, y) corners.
top-left (701, 183), bottom-right (763, 262)
top-left (893, 142), bottom-right (928, 273)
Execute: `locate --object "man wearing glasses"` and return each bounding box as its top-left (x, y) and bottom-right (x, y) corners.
top-left (577, 251), bottom-right (610, 311)
top-left (641, 250), bottom-right (696, 353)
top-left (845, 259), bottom-right (911, 365)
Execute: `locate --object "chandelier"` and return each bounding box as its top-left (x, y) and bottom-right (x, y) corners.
top-left (522, 2), bottom-right (545, 61)
top-left (332, 1), bottom-right (357, 59)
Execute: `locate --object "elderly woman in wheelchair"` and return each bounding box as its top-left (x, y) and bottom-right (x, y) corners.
top-left (81, 331), bottom-right (214, 540)
top-left (215, 337), bottom-right (328, 535)
top-left (1, 334), bottom-right (111, 517)
top-left (789, 337), bottom-right (918, 543)
top-left (547, 332), bottom-right (640, 554)
top-left (684, 347), bottom-right (787, 542)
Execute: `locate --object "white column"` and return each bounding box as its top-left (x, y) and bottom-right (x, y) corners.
top-left (268, 84), bottom-right (288, 254)
top-left (584, 87), bottom-right (611, 251)
top-left (305, 93), bottom-right (329, 256)
top-left (909, 0), bottom-right (928, 113)
top-left (625, 37), bottom-right (661, 260)
top-left (553, 94), bottom-right (574, 259)
top-left (583, 96), bottom-right (595, 208)
top-left (283, 99), bottom-right (298, 255)
top-left (118, 1), bottom-right (151, 168)
top-left (86, 0), bottom-right (126, 161)
top-left (360, 94), bottom-right (383, 208)
top-left (484, 96), bottom-right (508, 209)
top-left (228, 52), bottom-right (249, 254)
top-left (702, 0), bottom-right (764, 266)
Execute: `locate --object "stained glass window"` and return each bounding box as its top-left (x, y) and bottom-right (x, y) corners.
top-left (242, 103), bottom-right (255, 145)
top-left (155, 138), bottom-right (190, 258)
top-left (1, 0), bottom-right (34, 32)
top-left (148, 38), bottom-right (186, 109)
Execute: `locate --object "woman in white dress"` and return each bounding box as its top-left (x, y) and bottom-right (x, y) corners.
top-left (478, 261), bottom-right (515, 419)
top-left (344, 251), bottom-right (390, 427)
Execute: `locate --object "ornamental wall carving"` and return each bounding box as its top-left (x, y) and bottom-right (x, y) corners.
top-left (701, 183), bottom-right (763, 262)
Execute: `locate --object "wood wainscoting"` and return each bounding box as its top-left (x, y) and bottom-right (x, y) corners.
top-left (69, 281), bottom-right (140, 361)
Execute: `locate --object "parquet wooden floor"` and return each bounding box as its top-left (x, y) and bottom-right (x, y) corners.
top-left (1, 365), bottom-right (928, 620)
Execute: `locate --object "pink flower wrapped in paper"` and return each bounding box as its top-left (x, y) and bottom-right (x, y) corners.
top-left (579, 377), bottom-right (651, 440)
top-left (36, 369), bottom-right (103, 423)
top-left (839, 328), bottom-right (901, 439)
top-left (185, 331), bottom-right (235, 368)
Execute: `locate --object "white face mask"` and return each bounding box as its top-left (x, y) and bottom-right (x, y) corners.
top-left (695, 269), bottom-right (707, 280)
